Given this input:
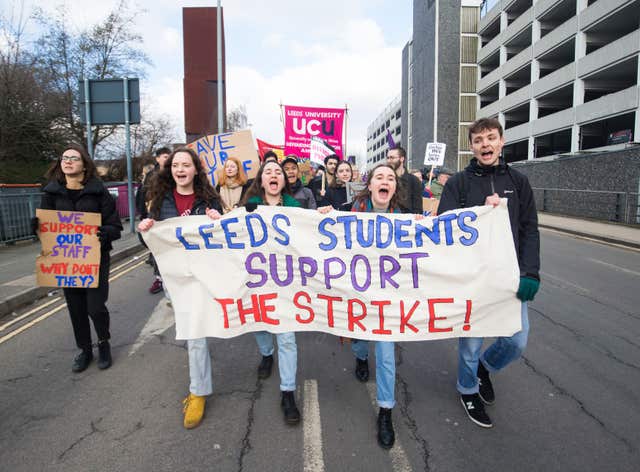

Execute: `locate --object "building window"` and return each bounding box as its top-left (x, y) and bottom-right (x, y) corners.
top-left (396, 110), bottom-right (401, 119)
top-left (460, 96), bottom-right (477, 122)
top-left (460, 36), bottom-right (478, 63)
top-left (395, 125), bottom-right (401, 135)
top-left (460, 66), bottom-right (477, 93)
top-left (461, 7), bottom-right (478, 34)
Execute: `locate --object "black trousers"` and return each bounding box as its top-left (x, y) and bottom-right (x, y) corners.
top-left (63, 252), bottom-right (111, 350)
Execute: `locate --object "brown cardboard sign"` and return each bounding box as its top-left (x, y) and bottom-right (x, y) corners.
top-left (423, 197), bottom-right (440, 216)
top-left (35, 209), bottom-right (101, 288)
top-left (188, 129), bottom-right (261, 187)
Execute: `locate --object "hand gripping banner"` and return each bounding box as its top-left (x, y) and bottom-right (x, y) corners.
top-left (143, 201), bottom-right (522, 341)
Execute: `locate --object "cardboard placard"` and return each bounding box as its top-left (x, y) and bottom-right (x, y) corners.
top-left (422, 197), bottom-right (440, 216)
top-left (188, 129), bottom-right (260, 187)
top-left (424, 142), bottom-right (446, 166)
top-left (36, 209), bottom-right (101, 288)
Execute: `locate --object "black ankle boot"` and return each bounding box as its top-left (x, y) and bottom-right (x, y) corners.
top-left (258, 354), bottom-right (273, 379)
top-left (97, 340), bottom-right (112, 370)
top-left (355, 357), bottom-right (369, 382)
top-left (72, 349), bottom-right (93, 373)
top-left (281, 391), bottom-right (301, 425)
top-left (377, 407), bottom-right (395, 449)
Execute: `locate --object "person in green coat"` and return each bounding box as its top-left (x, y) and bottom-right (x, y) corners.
top-left (241, 160), bottom-right (302, 424)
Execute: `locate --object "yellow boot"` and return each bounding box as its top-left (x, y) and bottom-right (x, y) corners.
top-left (183, 393), bottom-right (206, 429)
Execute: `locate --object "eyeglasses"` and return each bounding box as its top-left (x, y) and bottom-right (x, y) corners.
top-left (61, 155), bottom-right (82, 162)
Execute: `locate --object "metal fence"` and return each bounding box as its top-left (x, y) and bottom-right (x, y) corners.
top-left (0, 191), bottom-right (41, 244)
top-left (532, 188), bottom-right (640, 225)
top-left (0, 183), bottom-right (139, 245)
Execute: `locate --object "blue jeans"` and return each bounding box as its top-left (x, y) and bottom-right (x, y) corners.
top-left (188, 338), bottom-right (212, 396)
top-left (254, 332), bottom-right (297, 391)
top-left (457, 302), bottom-right (529, 394)
top-left (352, 340), bottom-right (396, 409)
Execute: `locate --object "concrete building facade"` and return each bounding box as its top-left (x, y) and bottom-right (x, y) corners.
top-left (477, 0), bottom-right (640, 161)
top-left (365, 95), bottom-right (402, 171)
top-left (403, 0), bottom-right (483, 171)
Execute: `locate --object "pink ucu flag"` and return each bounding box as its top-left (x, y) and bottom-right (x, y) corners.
top-left (283, 105), bottom-right (345, 159)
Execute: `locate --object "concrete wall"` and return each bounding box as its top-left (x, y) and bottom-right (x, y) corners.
top-left (411, 0), bottom-right (461, 170)
top-left (511, 147), bottom-right (640, 223)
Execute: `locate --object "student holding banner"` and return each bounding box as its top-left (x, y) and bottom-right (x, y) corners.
top-left (36, 144), bottom-right (123, 373)
top-left (320, 160), bottom-right (353, 210)
top-left (138, 147), bottom-right (223, 430)
top-left (438, 117), bottom-right (540, 429)
top-left (215, 157), bottom-right (249, 214)
top-left (386, 145), bottom-right (423, 214)
top-left (242, 160), bottom-right (303, 425)
top-left (319, 163), bottom-right (409, 449)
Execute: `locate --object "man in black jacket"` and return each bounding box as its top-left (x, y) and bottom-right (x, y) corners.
top-left (438, 117), bottom-right (540, 429)
top-left (387, 145), bottom-right (423, 213)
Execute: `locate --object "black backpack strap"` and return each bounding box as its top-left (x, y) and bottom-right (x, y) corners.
top-left (458, 171), bottom-right (468, 208)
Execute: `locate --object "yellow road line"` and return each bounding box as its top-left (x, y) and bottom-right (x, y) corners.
top-left (0, 297), bottom-right (62, 332)
top-left (0, 260), bottom-right (146, 346)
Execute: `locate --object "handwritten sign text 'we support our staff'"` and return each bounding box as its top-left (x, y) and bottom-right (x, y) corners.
top-left (36, 209), bottom-right (101, 288)
top-left (143, 202), bottom-right (522, 341)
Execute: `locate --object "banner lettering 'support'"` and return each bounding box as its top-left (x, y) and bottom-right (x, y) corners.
top-left (143, 201), bottom-right (521, 341)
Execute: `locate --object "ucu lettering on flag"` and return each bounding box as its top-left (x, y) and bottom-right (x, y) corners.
top-left (284, 105), bottom-right (345, 159)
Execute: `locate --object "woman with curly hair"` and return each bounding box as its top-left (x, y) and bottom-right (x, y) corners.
top-left (138, 147), bottom-right (223, 430)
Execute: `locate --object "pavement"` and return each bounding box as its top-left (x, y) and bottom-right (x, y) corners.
top-left (0, 229), bottom-right (145, 318)
top-left (0, 212), bottom-right (638, 319)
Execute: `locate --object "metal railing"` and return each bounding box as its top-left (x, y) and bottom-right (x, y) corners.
top-left (0, 191), bottom-right (41, 244)
top-left (0, 183), bottom-right (139, 245)
top-left (532, 187), bottom-right (640, 225)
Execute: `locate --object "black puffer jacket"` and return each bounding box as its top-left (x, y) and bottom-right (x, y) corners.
top-left (40, 177), bottom-right (123, 252)
top-left (150, 192), bottom-right (222, 221)
top-left (438, 158), bottom-right (540, 279)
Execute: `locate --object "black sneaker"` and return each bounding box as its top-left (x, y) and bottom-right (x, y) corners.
top-left (281, 391), bottom-right (301, 425)
top-left (460, 394), bottom-right (492, 428)
top-left (377, 407), bottom-right (395, 449)
top-left (97, 340), bottom-right (112, 370)
top-left (257, 355), bottom-right (273, 379)
top-left (72, 349), bottom-right (93, 373)
top-left (477, 362), bottom-right (495, 405)
top-left (355, 358), bottom-right (369, 382)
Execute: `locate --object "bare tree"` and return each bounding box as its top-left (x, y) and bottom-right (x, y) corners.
top-left (33, 0), bottom-right (151, 155)
top-left (0, 2), bottom-right (66, 173)
top-left (227, 105), bottom-right (249, 132)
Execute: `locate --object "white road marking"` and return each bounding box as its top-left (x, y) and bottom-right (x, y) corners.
top-left (303, 379), bottom-right (325, 472)
top-left (366, 383), bottom-right (412, 471)
top-left (587, 258), bottom-right (640, 277)
top-left (540, 271), bottom-right (589, 294)
top-left (127, 297), bottom-right (175, 357)
top-left (2, 274), bottom-right (36, 287)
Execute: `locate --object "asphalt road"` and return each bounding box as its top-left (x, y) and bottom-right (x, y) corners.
top-left (0, 228), bottom-right (639, 472)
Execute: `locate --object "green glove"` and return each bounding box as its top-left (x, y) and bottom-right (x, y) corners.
top-left (517, 276), bottom-right (539, 301)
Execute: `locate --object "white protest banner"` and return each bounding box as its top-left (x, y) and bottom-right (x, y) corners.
top-left (35, 209), bottom-right (101, 288)
top-left (143, 201), bottom-right (521, 341)
top-left (424, 142), bottom-right (446, 166)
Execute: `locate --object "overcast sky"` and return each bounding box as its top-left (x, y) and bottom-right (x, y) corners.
top-left (2, 0), bottom-right (413, 160)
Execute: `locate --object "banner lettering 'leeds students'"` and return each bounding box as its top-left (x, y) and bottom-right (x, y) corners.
top-left (188, 129), bottom-right (261, 187)
top-left (143, 201), bottom-right (522, 341)
top-left (36, 209), bottom-right (101, 288)
top-left (284, 105), bottom-right (345, 159)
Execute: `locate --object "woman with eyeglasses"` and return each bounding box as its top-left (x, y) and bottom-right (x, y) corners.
top-left (35, 144), bottom-right (123, 373)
